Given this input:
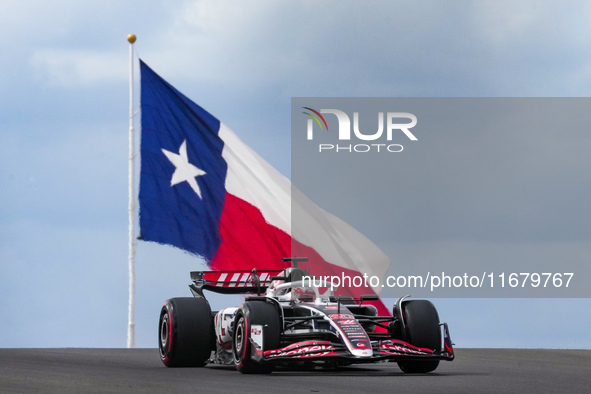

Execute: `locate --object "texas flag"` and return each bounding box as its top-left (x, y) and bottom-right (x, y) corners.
top-left (138, 60), bottom-right (392, 315)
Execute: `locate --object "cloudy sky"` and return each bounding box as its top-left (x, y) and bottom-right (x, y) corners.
top-left (1, 0), bottom-right (590, 348)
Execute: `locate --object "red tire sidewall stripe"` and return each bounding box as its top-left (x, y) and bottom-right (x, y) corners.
top-left (167, 310), bottom-right (172, 354)
top-left (242, 315), bottom-right (248, 360)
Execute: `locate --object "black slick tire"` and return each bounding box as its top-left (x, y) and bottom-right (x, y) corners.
top-left (233, 300), bottom-right (280, 374)
top-left (158, 297), bottom-right (214, 367)
top-left (397, 300), bottom-right (441, 373)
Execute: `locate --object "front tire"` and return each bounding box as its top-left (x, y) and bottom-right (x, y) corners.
top-left (159, 297), bottom-right (214, 367)
top-left (396, 300), bottom-right (441, 373)
top-left (232, 300), bottom-right (280, 374)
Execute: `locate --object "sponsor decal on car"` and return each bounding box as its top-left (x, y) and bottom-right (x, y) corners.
top-left (378, 340), bottom-right (433, 355)
top-left (293, 351), bottom-right (340, 358)
top-left (328, 314), bottom-right (354, 319)
top-left (266, 344), bottom-right (336, 358)
top-left (199, 270), bottom-right (283, 288)
top-left (250, 324), bottom-right (264, 352)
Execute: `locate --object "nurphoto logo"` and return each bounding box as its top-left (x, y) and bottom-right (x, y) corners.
top-left (303, 107), bottom-right (418, 153)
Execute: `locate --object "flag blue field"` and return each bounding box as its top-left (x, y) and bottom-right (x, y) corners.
top-left (139, 60), bottom-right (227, 260)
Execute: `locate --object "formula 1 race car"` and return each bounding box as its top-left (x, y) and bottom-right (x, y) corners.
top-left (158, 257), bottom-right (454, 374)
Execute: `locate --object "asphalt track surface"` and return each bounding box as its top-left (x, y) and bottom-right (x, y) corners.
top-left (0, 348), bottom-right (590, 393)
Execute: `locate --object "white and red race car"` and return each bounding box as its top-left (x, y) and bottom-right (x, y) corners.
top-left (158, 257), bottom-right (454, 374)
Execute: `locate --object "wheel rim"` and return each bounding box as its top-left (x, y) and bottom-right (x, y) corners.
top-left (159, 313), bottom-right (169, 356)
top-left (234, 317), bottom-right (245, 361)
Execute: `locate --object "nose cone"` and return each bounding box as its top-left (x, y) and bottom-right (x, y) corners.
top-left (350, 347), bottom-right (373, 357)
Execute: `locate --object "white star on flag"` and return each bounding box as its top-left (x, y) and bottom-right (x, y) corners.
top-left (162, 140), bottom-right (206, 199)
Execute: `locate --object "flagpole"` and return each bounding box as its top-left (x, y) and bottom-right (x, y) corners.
top-left (127, 33), bottom-right (137, 349)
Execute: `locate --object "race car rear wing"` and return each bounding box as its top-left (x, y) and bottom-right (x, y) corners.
top-left (189, 268), bottom-right (283, 296)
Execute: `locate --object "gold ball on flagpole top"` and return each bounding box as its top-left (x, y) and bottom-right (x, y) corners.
top-left (127, 34), bottom-right (137, 44)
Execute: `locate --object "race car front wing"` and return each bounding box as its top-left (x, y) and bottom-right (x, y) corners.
top-left (251, 322), bottom-right (454, 363)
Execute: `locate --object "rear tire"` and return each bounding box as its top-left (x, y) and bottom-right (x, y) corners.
top-left (397, 300), bottom-right (441, 373)
top-left (159, 297), bottom-right (214, 367)
top-left (233, 300), bottom-right (280, 374)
